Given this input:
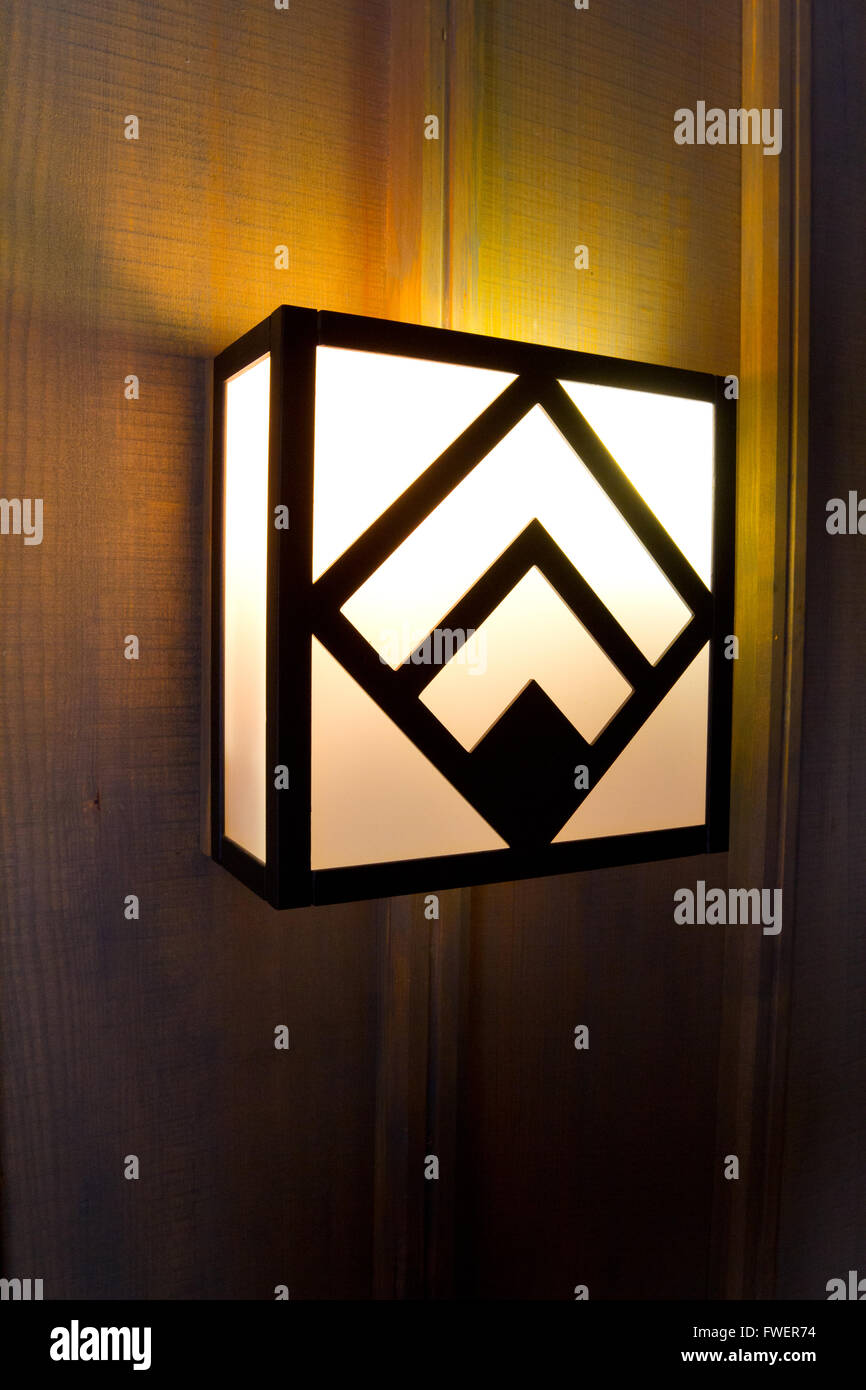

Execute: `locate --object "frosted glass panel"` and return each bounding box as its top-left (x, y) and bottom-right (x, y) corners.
top-left (420, 567), bottom-right (632, 750)
top-left (223, 354), bottom-right (269, 862)
top-left (553, 644), bottom-right (709, 841)
top-left (342, 405), bottom-right (691, 668)
top-left (313, 347), bottom-right (515, 580)
top-left (310, 639), bottom-right (506, 869)
top-left (558, 381), bottom-right (714, 585)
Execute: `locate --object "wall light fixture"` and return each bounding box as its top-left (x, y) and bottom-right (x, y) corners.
top-left (210, 308), bottom-right (734, 907)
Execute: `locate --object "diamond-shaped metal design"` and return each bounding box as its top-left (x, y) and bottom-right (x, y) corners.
top-left (311, 376), bottom-right (713, 850)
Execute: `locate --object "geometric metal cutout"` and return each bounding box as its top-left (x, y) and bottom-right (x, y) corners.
top-left (418, 567), bottom-right (633, 751)
top-left (342, 403), bottom-right (693, 668)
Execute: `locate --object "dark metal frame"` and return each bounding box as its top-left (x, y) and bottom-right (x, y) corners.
top-left (211, 306), bottom-right (735, 909)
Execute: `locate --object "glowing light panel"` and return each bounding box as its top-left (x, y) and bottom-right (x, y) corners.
top-left (313, 347), bottom-right (515, 580)
top-left (223, 354), bottom-right (269, 862)
top-left (559, 381), bottom-right (714, 585)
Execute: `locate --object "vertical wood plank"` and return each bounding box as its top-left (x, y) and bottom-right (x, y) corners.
top-left (443, 0), bottom-right (481, 333)
top-left (372, 895), bottom-right (430, 1299)
top-left (422, 888), bottom-right (471, 1297)
top-left (440, 0), bottom-right (744, 1300)
top-left (1, 0), bottom-right (392, 1300)
top-left (709, 0), bottom-right (810, 1300)
top-left (775, 0), bottom-right (866, 1298)
top-left (371, 887), bottom-right (468, 1299)
top-left (375, 0), bottom-right (464, 1299)
top-left (385, 1), bottom-right (448, 327)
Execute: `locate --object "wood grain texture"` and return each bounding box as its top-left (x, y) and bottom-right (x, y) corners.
top-left (0, 320), bottom-right (384, 1298)
top-left (384, 0), bottom-right (448, 326)
top-left (1, 0), bottom-right (390, 357)
top-left (445, 0), bottom-right (740, 371)
top-left (775, 0), bottom-right (866, 1299)
top-left (372, 889), bottom-right (468, 1299)
top-left (443, 0), bottom-right (743, 1300)
top-left (5, 0), bottom-right (822, 1305)
top-left (0, 0), bottom-right (390, 1298)
top-left (373, 0), bottom-right (472, 1301)
top-left (457, 862), bottom-right (726, 1299)
top-left (372, 895), bottom-right (431, 1299)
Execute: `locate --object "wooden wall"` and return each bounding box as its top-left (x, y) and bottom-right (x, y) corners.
top-left (1, 0), bottom-right (751, 1300)
top-left (405, 0), bottom-right (744, 1302)
top-left (1, 0), bottom-right (391, 1301)
top-left (775, 0), bottom-right (866, 1299)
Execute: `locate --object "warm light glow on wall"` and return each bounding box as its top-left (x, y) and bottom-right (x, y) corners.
top-left (210, 308), bottom-right (735, 908)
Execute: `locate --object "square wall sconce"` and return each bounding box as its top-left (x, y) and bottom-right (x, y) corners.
top-left (210, 307), bottom-right (735, 908)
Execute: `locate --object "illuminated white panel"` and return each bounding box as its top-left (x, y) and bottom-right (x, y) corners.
top-left (419, 568), bottom-right (632, 749)
top-left (310, 639), bottom-right (506, 869)
top-left (553, 644), bottom-right (709, 841)
top-left (559, 381), bottom-right (714, 585)
top-left (342, 405), bottom-right (691, 668)
top-left (223, 354), bottom-right (269, 862)
top-left (313, 347), bottom-right (515, 580)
